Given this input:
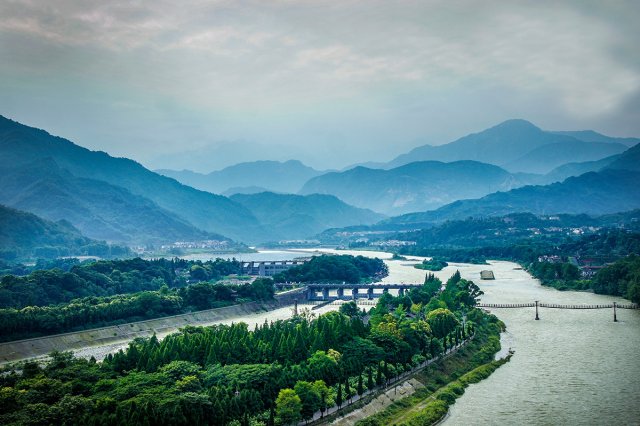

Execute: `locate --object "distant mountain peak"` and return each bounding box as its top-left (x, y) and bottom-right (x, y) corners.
top-left (492, 118), bottom-right (539, 130)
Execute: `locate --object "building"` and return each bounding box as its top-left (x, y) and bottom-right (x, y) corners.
top-left (240, 259), bottom-right (309, 277)
top-left (480, 270), bottom-right (495, 280)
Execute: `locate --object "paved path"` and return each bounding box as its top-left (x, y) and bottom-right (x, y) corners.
top-left (302, 337), bottom-right (473, 425)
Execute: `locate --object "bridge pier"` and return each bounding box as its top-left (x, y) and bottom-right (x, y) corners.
top-left (307, 288), bottom-right (314, 300)
top-left (322, 288), bottom-right (329, 301)
top-left (535, 300), bottom-right (540, 320)
top-left (398, 288), bottom-right (405, 297)
top-left (352, 288), bottom-right (358, 300)
top-left (383, 288), bottom-right (389, 294)
top-left (337, 288), bottom-right (344, 299)
top-left (367, 287), bottom-right (373, 300)
top-left (613, 301), bottom-right (617, 322)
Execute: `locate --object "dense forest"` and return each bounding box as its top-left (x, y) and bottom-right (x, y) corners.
top-left (0, 255), bottom-right (392, 342)
top-left (0, 271), bottom-right (501, 426)
top-left (0, 204), bottom-right (132, 261)
top-left (0, 277), bottom-right (276, 342)
top-left (0, 258), bottom-right (243, 309)
top-left (273, 255), bottom-right (388, 283)
top-left (0, 257), bottom-right (267, 341)
top-left (528, 254), bottom-right (640, 303)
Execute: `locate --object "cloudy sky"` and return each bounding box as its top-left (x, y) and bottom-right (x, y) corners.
top-left (1, 1), bottom-right (639, 171)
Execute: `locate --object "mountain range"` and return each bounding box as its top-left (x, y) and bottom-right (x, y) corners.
top-left (229, 192), bottom-right (385, 241)
top-left (0, 115), bottom-right (262, 243)
top-left (381, 119), bottom-right (634, 173)
top-left (387, 168), bottom-right (640, 225)
top-left (2, 114), bottom-right (639, 249)
top-left (0, 116), bottom-right (383, 245)
top-left (299, 160), bottom-right (525, 215)
top-left (157, 160), bottom-right (324, 195)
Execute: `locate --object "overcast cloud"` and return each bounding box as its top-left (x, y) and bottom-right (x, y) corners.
top-left (1, 0), bottom-right (639, 171)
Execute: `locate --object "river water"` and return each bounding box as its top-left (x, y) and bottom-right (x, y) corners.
top-left (289, 249), bottom-right (640, 425)
top-left (122, 249), bottom-right (640, 424)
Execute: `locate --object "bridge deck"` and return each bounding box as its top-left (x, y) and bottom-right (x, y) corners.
top-left (477, 303), bottom-right (638, 310)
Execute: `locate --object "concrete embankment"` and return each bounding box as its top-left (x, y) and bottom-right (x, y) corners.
top-left (0, 290), bottom-right (305, 366)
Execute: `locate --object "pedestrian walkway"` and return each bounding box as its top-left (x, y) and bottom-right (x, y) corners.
top-left (301, 336), bottom-right (474, 425)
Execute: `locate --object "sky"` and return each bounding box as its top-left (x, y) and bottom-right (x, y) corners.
top-left (1, 0), bottom-right (639, 172)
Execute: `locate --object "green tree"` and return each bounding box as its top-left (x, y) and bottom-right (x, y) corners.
top-left (427, 308), bottom-right (459, 339)
top-left (275, 389), bottom-right (302, 426)
top-left (339, 301), bottom-right (360, 317)
top-left (293, 381), bottom-right (321, 421)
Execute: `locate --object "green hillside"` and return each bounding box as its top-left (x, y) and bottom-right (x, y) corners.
top-left (300, 160), bottom-right (522, 215)
top-left (389, 169), bottom-right (640, 224)
top-left (0, 115), bottom-right (261, 242)
top-left (0, 204), bottom-right (131, 260)
top-left (0, 158), bottom-right (218, 245)
top-left (230, 192), bottom-right (385, 241)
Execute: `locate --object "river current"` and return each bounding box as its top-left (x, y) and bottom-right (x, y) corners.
top-left (295, 249), bottom-right (640, 425)
top-left (163, 249), bottom-right (640, 424)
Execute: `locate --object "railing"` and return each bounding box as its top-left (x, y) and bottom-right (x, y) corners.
top-left (301, 334), bottom-right (476, 426)
top-left (477, 303), bottom-right (535, 308)
top-left (477, 301), bottom-right (638, 322)
top-left (477, 302), bottom-right (639, 310)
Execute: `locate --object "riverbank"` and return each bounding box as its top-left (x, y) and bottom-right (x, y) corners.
top-left (0, 289), bottom-right (305, 366)
top-left (441, 260), bottom-right (640, 425)
top-left (340, 309), bottom-right (505, 426)
top-left (306, 334), bottom-right (477, 426)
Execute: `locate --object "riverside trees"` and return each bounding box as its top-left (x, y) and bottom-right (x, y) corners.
top-left (0, 271), bottom-right (483, 425)
top-left (273, 254), bottom-right (388, 283)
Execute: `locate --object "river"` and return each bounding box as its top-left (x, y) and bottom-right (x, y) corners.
top-left (289, 249), bottom-right (640, 425)
top-left (78, 249), bottom-right (640, 423)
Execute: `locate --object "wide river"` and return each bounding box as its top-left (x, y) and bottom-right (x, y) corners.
top-left (249, 249), bottom-right (640, 425)
top-left (152, 249), bottom-right (640, 424)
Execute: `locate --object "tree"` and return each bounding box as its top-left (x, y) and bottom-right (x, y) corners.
top-left (375, 364), bottom-right (383, 386)
top-left (339, 301), bottom-right (360, 317)
top-left (293, 381), bottom-right (321, 421)
top-left (249, 278), bottom-right (275, 300)
top-left (306, 350), bottom-right (339, 384)
top-left (340, 337), bottom-right (384, 375)
top-left (426, 308), bottom-right (459, 339)
top-left (357, 374), bottom-right (364, 396)
top-left (312, 381), bottom-right (330, 416)
top-left (275, 389), bottom-right (302, 426)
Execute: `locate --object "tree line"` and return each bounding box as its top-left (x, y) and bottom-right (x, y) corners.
top-left (0, 269), bottom-right (493, 426)
top-left (399, 230), bottom-right (640, 303)
top-left (0, 257), bottom-right (245, 309)
top-left (273, 255), bottom-right (388, 283)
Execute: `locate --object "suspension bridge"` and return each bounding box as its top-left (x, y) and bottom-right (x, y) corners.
top-left (476, 301), bottom-right (638, 321)
top-left (294, 299), bottom-right (639, 322)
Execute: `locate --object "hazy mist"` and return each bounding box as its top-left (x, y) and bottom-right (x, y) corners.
top-left (1, 0), bottom-right (639, 171)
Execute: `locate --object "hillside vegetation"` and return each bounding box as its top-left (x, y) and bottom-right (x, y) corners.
top-left (230, 192), bottom-right (385, 241)
top-left (0, 205), bottom-right (131, 260)
top-left (0, 115), bottom-right (260, 243)
top-left (300, 160), bottom-right (523, 215)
